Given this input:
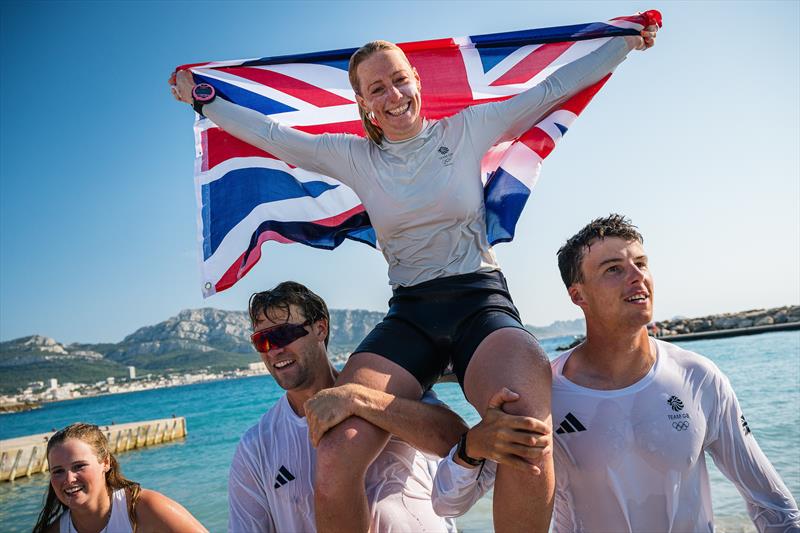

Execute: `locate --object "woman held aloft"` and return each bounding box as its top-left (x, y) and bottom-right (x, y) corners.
top-left (32, 423), bottom-right (207, 533)
top-left (170, 21), bottom-right (657, 533)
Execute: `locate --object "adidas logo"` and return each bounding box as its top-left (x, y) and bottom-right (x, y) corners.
top-left (555, 412), bottom-right (586, 434)
top-left (273, 466), bottom-right (295, 489)
top-left (740, 414), bottom-right (752, 435)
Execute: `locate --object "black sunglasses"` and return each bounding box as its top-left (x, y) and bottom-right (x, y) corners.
top-left (250, 321), bottom-right (310, 353)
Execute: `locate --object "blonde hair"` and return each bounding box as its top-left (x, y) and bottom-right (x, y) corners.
top-left (348, 40), bottom-right (413, 145)
top-left (32, 423), bottom-right (142, 533)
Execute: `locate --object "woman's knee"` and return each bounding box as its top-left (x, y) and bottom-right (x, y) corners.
top-left (464, 328), bottom-right (552, 417)
top-left (315, 415), bottom-right (389, 481)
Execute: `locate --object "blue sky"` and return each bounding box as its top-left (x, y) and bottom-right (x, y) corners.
top-left (1, 1), bottom-right (798, 344)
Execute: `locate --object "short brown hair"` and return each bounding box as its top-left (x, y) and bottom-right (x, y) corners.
top-left (557, 214), bottom-right (644, 287)
top-left (248, 281), bottom-right (330, 346)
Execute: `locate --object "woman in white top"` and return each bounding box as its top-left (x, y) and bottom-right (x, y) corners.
top-left (171, 21), bottom-right (657, 533)
top-left (32, 423), bottom-right (206, 533)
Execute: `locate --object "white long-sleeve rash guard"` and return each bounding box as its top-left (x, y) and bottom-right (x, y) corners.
top-left (203, 38), bottom-right (630, 288)
top-left (431, 339), bottom-right (800, 532)
top-left (228, 391), bottom-right (456, 533)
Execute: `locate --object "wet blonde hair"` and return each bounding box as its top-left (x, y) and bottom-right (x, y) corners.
top-left (32, 423), bottom-right (142, 533)
top-left (348, 40), bottom-right (414, 145)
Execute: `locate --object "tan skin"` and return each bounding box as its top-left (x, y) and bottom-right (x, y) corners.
top-left (565, 237), bottom-right (656, 389)
top-left (45, 439), bottom-right (206, 533)
top-left (168, 26), bottom-right (658, 533)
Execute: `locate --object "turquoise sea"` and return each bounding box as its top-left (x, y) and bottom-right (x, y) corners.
top-left (1, 331), bottom-right (798, 532)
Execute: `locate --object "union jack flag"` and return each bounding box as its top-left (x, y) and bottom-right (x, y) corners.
top-left (177, 10), bottom-right (662, 297)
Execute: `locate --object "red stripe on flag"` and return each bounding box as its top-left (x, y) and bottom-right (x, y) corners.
top-left (611, 10), bottom-right (662, 28)
top-left (404, 40), bottom-right (473, 119)
top-left (399, 38), bottom-right (459, 53)
top-left (204, 129), bottom-right (286, 170)
top-left (491, 41), bottom-right (574, 87)
top-left (519, 128), bottom-right (556, 159)
top-left (559, 75), bottom-right (610, 116)
top-left (215, 251), bottom-right (253, 294)
top-left (312, 204), bottom-right (366, 227)
top-left (218, 67), bottom-right (353, 108)
top-left (204, 121), bottom-right (365, 169)
top-left (295, 120), bottom-right (364, 136)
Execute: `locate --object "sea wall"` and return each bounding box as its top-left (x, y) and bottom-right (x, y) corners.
top-left (0, 417), bottom-right (186, 482)
top-left (653, 305), bottom-right (800, 337)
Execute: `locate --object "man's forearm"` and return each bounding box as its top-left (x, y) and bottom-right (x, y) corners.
top-left (349, 384), bottom-right (468, 457)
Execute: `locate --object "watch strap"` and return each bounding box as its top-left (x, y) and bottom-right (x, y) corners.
top-left (456, 431), bottom-right (484, 467)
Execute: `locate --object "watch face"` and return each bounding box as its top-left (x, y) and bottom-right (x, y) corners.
top-left (193, 83), bottom-right (215, 102)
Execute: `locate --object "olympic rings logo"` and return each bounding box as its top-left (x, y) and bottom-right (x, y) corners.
top-left (672, 421), bottom-right (690, 431)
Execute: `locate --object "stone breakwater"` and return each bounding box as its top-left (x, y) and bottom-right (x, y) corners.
top-left (653, 305), bottom-right (800, 337)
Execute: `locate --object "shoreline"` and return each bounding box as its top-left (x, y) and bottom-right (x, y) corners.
top-left (656, 321), bottom-right (799, 342)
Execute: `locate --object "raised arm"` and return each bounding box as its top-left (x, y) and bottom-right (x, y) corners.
top-left (706, 374), bottom-right (800, 532)
top-left (304, 383), bottom-right (467, 457)
top-left (170, 70), bottom-right (359, 186)
top-left (466, 25), bottom-right (658, 153)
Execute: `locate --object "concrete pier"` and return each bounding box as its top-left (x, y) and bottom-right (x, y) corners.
top-left (0, 417), bottom-right (186, 482)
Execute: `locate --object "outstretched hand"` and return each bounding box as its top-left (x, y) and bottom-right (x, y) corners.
top-left (465, 387), bottom-right (552, 474)
top-left (304, 384), bottom-right (362, 447)
top-left (168, 70), bottom-right (195, 104)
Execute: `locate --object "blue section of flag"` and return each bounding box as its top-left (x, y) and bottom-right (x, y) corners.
top-left (203, 168), bottom-right (338, 259)
top-left (241, 47), bottom-right (356, 71)
top-left (345, 226), bottom-right (377, 247)
top-left (470, 21), bottom-right (636, 48)
top-left (194, 74), bottom-right (297, 116)
top-left (476, 46), bottom-right (520, 74)
top-left (484, 167), bottom-right (532, 245)
top-left (555, 122), bottom-right (569, 136)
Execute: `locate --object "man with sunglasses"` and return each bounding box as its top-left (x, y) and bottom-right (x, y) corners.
top-left (230, 281), bottom-right (521, 532)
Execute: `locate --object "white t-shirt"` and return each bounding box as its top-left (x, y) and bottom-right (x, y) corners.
top-left (432, 339), bottom-right (800, 532)
top-left (59, 488), bottom-right (133, 533)
top-left (228, 392), bottom-right (456, 533)
top-left (204, 38), bottom-right (629, 288)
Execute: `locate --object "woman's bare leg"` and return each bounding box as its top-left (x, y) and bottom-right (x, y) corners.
top-left (463, 328), bottom-right (554, 533)
top-left (314, 352), bottom-right (422, 533)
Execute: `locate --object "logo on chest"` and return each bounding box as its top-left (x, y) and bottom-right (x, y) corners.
top-left (437, 146), bottom-right (454, 166)
top-left (273, 465), bottom-right (296, 489)
top-left (555, 412), bottom-right (587, 435)
top-left (666, 395), bottom-right (691, 431)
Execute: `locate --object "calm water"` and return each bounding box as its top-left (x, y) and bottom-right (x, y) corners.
top-left (1, 332), bottom-right (798, 532)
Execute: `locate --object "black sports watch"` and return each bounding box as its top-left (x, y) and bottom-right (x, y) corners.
top-left (192, 83), bottom-right (216, 114)
top-left (456, 431), bottom-right (485, 467)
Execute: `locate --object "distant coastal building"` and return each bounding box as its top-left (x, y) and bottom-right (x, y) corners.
top-left (248, 362), bottom-right (267, 374)
top-left (48, 378), bottom-right (57, 390)
top-left (128, 366), bottom-right (136, 380)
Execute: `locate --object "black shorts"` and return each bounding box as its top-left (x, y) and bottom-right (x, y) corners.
top-left (353, 270), bottom-right (533, 390)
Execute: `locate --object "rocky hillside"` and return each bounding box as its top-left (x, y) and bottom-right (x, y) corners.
top-left (0, 335), bottom-right (107, 366)
top-left (0, 308), bottom-right (386, 393)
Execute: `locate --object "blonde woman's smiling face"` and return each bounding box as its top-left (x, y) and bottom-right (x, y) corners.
top-left (48, 438), bottom-right (110, 509)
top-left (355, 49), bottom-right (423, 141)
